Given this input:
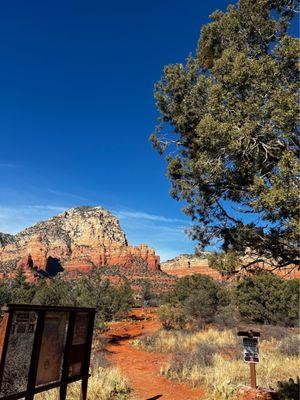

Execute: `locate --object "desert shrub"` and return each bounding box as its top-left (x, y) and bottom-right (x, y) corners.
top-left (160, 272), bottom-right (298, 328)
top-left (213, 304), bottom-right (240, 330)
top-left (281, 279), bottom-right (300, 326)
top-left (90, 336), bottom-right (110, 371)
top-left (32, 276), bottom-right (75, 306)
top-left (0, 280), bottom-right (12, 304)
top-left (139, 279), bottom-right (158, 306)
top-left (163, 274), bottom-right (222, 305)
top-left (0, 268), bottom-right (134, 328)
top-left (161, 274), bottom-right (224, 328)
top-left (163, 342), bottom-right (218, 385)
top-left (31, 269), bottom-right (134, 325)
top-left (257, 324), bottom-right (290, 341)
top-left (158, 304), bottom-right (186, 330)
top-left (0, 271), bottom-right (39, 307)
top-left (36, 367), bottom-right (130, 400)
top-left (278, 335), bottom-right (300, 357)
top-left (234, 272), bottom-right (293, 325)
top-left (276, 377), bottom-right (300, 400)
top-left (73, 270), bottom-right (134, 323)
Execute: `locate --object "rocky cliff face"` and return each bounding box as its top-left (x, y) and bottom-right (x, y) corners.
top-left (0, 206), bottom-right (160, 279)
top-left (161, 253), bottom-right (223, 280)
top-left (0, 233), bottom-right (14, 247)
top-left (161, 253), bottom-right (300, 280)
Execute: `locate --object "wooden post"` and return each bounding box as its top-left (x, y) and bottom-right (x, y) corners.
top-left (249, 362), bottom-right (256, 388)
top-left (0, 308), bottom-right (13, 389)
top-left (59, 312), bottom-right (76, 400)
top-left (26, 309), bottom-right (46, 400)
top-left (80, 377), bottom-right (88, 400)
top-left (80, 312), bottom-right (95, 400)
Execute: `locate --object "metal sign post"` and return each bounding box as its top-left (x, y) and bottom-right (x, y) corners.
top-left (0, 304), bottom-right (96, 400)
top-left (238, 330), bottom-right (260, 389)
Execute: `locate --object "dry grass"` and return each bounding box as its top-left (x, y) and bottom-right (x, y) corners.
top-left (132, 328), bottom-right (237, 353)
top-left (36, 367), bottom-right (130, 400)
top-left (134, 329), bottom-right (300, 400)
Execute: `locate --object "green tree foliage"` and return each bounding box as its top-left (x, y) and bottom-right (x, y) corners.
top-left (10, 268), bottom-right (36, 304)
top-left (0, 269), bottom-right (37, 304)
top-left (158, 304), bottom-right (187, 330)
top-left (160, 272), bottom-right (299, 328)
top-left (151, 0), bottom-right (299, 272)
top-left (234, 272), bottom-right (299, 325)
top-left (0, 268), bottom-right (134, 326)
top-left (162, 274), bottom-right (225, 327)
top-left (281, 279), bottom-right (300, 325)
top-left (74, 270), bottom-right (134, 322)
top-left (139, 279), bottom-right (158, 306)
top-left (32, 277), bottom-right (75, 306)
top-left (0, 279), bottom-right (12, 304)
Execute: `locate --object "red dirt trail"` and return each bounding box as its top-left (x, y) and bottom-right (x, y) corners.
top-left (103, 308), bottom-right (204, 400)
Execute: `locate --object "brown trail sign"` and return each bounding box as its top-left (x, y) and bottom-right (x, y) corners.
top-left (238, 330), bottom-right (261, 389)
top-left (0, 304), bottom-right (96, 400)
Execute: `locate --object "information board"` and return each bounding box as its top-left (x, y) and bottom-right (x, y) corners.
top-left (0, 304), bottom-right (95, 400)
top-left (243, 337), bottom-right (259, 363)
top-left (36, 311), bottom-right (68, 386)
top-left (69, 312), bottom-right (89, 377)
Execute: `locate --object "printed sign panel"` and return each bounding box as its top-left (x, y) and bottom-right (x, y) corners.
top-left (69, 312), bottom-right (89, 377)
top-left (243, 337), bottom-right (259, 363)
top-left (0, 306), bottom-right (95, 400)
top-left (0, 311), bottom-right (37, 396)
top-left (36, 312), bottom-right (68, 386)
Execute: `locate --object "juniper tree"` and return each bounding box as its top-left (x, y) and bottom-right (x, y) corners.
top-left (151, 0), bottom-right (299, 273)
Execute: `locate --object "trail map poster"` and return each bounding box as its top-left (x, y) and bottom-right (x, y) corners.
top-left (69, 312), bottom-right (89, 377)
top-left (0, 311), bottom-right (37, 396)
top-left (36, 312), bottom-right (68, 386)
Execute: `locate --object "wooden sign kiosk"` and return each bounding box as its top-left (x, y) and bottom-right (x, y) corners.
top-left (0, 304), bottom-right (96, 400)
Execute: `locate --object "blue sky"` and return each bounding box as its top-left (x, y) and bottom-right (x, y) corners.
top-left (0, 0), bottom-right (261, 261)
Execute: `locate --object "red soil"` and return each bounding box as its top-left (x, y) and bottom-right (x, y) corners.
top-left (103, 308), bottom-right (204, 400)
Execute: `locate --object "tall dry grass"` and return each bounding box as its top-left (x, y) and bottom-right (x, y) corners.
top-left (36, 367), bottom-right (130, 400)
top-left (132, 328), bottom-right (237, 353)
top-left (134, 329), bottom-right (300, 400)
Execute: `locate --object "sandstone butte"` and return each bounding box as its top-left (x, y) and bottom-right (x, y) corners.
top-left (0, 205), bottom-right (298, 284)
top-left (161, 253), bottom-right (300, 280)
top-left (0, 206), bottom-right (161, 282)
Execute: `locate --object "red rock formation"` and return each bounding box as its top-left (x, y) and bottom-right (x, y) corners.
top-left (161, 254), bottom-right (223, 280)
top-left (237, 386), bottom-right (276, 400)
top-left (161, 254), bottom-right (299, 281)
top-left (0, 206), bottom-right (160, 279)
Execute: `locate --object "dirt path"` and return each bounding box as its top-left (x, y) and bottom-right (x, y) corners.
top-left (103, 308), bottom-right (204, 400)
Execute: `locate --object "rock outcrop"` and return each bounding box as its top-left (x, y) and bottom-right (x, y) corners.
top-left (0, 206), bottom-right (160, 279)
top-left (0, 233), bottom-right (14, 247)
top-left (161, 253), bottom-right (223, 280)
top-left (161, 253), bottom-right (300, 280)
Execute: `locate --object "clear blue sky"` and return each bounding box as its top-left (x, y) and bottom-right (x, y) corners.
top-left (0, 0), bottom-right (240, 260)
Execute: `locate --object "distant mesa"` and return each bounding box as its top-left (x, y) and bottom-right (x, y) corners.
top-left (161, 253), bottom-right (300, 280)
top-left (161, 253), bottom-right (223, 280)
top-left (0, 206), bottom-right (160, 281)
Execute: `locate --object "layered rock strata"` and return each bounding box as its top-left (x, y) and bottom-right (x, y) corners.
top-left (161, 254), bottom-right (222, 280)
top-left (161, 254), bottom-right (300, 280)
top-left (0, 206), bottom-right (160, 280)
